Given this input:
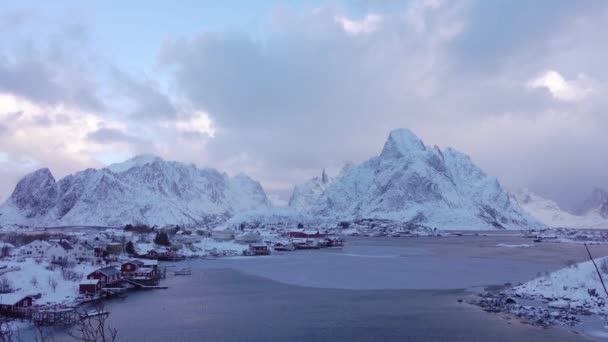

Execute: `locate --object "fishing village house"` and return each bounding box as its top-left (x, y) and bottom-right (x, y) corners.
top-left (72, 241), bottom-right (96, 262)
top-left (20, 240), bottom-right (51, 259)
top-left (0, 294), bottom-right (33, 316)
top-left (46, 240), bottom-right (76, 264)
top-left (87, 266), bottom-right (121, 285)
top-left (79, 279), bottom-right (102, 294)
top-left (120, 259), bottom-right (160, 280)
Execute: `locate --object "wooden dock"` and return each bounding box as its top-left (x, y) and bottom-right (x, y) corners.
top-left (123, 279), bottom-right (168, 289)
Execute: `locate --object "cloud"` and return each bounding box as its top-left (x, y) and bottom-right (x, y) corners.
top-left (1, 1), bottom-right (608, 210)
top-left (333, 13), bottom-right (382, 35)
top-left (111, 70), bottom-right (177, 120)
top-left (86, 127), bottom-right (144, 145)
top-left (527, 70), bottom-right (595, 102)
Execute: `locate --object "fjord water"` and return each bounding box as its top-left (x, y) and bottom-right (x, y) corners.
top-left (55, 235), bottom-right (606, 341)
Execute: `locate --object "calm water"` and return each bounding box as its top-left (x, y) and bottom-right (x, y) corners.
top-left (39, 236), bottom-right (595, 341)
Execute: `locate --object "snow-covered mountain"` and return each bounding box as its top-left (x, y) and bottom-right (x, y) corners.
top-left (288, 163), bottom-right (355, 210)
top-left (288, 169), bottom-right (332, 210)
top-left (0, 155), bottom-right (269, 227)
top-left (302, 129), bottom-right (542, 230)
top-left (510, 188), bottom-right (608, 228)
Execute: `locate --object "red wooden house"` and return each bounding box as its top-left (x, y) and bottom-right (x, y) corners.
top-left (286, 230), bottom-right (327, 239)
top-left (87, 266), bottom-right (121, 285)
top-left (79, 279), bottom-right (102, 294)
top-left (0, 294), bottom-right (33, 314)
top-left (120, 260), bottom-right (160, 279)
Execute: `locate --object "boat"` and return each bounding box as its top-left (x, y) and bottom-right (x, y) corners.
top-left (174, 267), bottom-right (192, 276)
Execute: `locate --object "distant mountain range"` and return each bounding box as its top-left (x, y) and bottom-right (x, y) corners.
top-left (510, 188), bottom-right (608, 229)
top-left (2, 128), bottom-right (603, 230)
top-left (0, 155), bottom-right (269, 227)
top-left (283, 129), bottom-right (542, 230)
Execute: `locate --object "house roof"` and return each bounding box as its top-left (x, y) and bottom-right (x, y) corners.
top-left (57, 241), bottom-right (73, 250)
top-left (80, 279), bottom-right (100, 285)
top-left (124, 260), bottom-right (144, 266)
top-left (26, 240), bottom-right (51, 247)
top-left (0, 293), bottom-right (32, 305)
top-left (93, 267), bottom-right (120, 277)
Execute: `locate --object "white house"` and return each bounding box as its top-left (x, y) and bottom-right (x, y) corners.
top-left (72, 242), bottom-right (96, 262)
top-left (235, 231), bottom-right (261, 244)
top-left (211, 227), bottom-right (235, 241)
top-left (20, 240), bottom-right (51, 258)
top-left (47, 240), bottom-right (76, 264)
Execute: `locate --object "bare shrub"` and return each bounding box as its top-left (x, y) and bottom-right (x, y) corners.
top-left (30, 276), bottom-right (39, 287)
top-left (61, 268), bottom-right (83, 282)
top-left (0, 277), bottom-right (13, 293)
top-left (47, 277), bottom-right (58, 292)
top-left (0, 318), bottom-right (15, 342)
top-left (69, 303), bottom-right (118, 342)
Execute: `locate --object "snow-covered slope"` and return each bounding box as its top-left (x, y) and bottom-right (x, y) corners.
top-left (512, 257), bottom-right (608, 315)
top-left (510, 189), bottom-right (608, 229)
top-left (305, 129), bottom-right (543, 230)
top-left (575, 188), bottom-right (608, 216)
top-left (0, 156), bottom-right (270, 227)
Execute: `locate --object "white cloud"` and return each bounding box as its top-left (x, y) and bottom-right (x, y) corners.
top-left (333, 14), bottom-right (381, 35)
top-left (171, 110), bottom-right (216, 138)
top-left (527, 70), bottom-right (595, 102)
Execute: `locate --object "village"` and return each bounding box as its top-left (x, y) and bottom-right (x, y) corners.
top-left (0, 223), bottom-right (345, 329)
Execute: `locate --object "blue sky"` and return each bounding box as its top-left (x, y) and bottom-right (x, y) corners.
top-left (0, 0), bottom-right (607, 209)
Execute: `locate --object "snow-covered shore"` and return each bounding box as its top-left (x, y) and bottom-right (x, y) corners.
top-left (511, 256), bottom-right (608, 315)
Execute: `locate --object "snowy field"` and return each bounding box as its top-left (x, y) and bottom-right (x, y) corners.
top-left (0, 259), bottom-right (96, 306)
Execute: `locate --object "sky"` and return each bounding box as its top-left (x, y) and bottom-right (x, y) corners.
top-left (0, 0), bottom-right (607, 211)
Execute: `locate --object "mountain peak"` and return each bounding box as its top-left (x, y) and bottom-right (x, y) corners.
top-left (107, 154), bottom-right (164, 173)
top-left (380, 128), bottom-right (426, 159)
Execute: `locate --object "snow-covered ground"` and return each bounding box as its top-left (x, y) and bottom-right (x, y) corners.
top-left (179, 238), bottom-right (249, 257)
top-left (511, 256), bottom-right (608, 315)
top-left (0, 259), bottom-right (97, 306)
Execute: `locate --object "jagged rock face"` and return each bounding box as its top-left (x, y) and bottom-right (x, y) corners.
top-left (307, 129), bottom-right (542, 230)
top-left (0, 156), bottom-right (269, 227)
top-left (10, 168), bottom-right (59, 218)
top-left (288, 169), bottom-right (333, 210)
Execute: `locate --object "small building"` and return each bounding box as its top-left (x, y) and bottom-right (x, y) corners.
top-left (0, 242), bottom-right (15, 258)
top-left (235, 231), bottom-right (261, 244)
top-left (120, 260), bottom-right (160, 279)
top-left (94, 246), bottom-right (105, 258)
top-left (211, 227), bottom-right (235, 241)
top-left (120, 260), bottom-right (144, 275)
top-left (286, 230), bottom-right (327, 239)
top-left (20, 240), bottom-right (51, 258)
top-left (244, 243), bottom-right (270, 256)
top-left (79, 279), bottom-right (102, 294)
top-left (0, 294), bottom-right (33, 314)
top-left (73, 242), bottom-right (96, 262)
top-left (47, 240), bottom-right (76, 264)
top-left (87, 267), bottom-right (121, 285)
